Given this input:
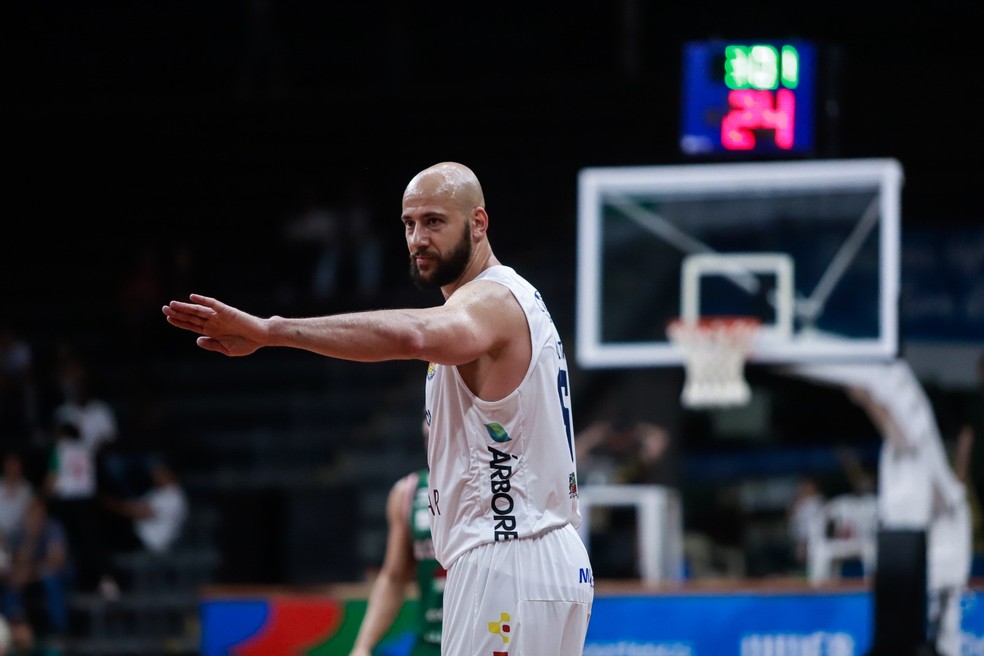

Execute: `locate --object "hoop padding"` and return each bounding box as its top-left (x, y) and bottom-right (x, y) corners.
top-left (667, 317), bottom-right (761, 408)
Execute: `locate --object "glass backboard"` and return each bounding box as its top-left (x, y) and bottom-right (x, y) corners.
top-left (576, 158), bottom-right (903, 368)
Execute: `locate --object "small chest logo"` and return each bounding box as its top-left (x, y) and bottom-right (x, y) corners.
top-left (485, 422), bottom-right (511, 443)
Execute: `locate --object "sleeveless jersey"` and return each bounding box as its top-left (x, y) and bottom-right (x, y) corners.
top-left (407, 469), bottom-right (444, 655)
top-left (424, 265), bottom-right (581, 568)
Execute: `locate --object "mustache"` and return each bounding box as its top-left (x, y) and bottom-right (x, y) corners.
top-left (410, 249), bottom-right (436, 258)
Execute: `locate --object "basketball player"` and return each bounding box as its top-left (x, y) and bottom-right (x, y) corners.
top-left (163, 162), bottom-right (594, 654)
top-left (350, 465), bottom-right (444, 656)
top-left (350, 419), bottom-right (444, 656)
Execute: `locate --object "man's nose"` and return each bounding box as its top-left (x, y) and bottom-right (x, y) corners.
top-left (408, 225), bottom-right (429, 248)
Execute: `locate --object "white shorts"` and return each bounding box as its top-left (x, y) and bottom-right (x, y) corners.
top-left (442, 523), bottom-right (594, 655)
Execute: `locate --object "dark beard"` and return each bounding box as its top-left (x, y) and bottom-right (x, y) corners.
top-left (409, 223), bottom-right (472, 289)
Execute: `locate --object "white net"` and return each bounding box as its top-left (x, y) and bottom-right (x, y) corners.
top-left (667, 317), bottom-right (761, 408)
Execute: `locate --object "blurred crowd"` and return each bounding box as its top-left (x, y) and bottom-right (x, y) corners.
top-left (0, 320), bottom-right (187, 653)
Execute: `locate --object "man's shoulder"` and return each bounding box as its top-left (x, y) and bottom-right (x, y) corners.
top-left (475, 264), bottom-right (523, 285)
top-left (472, 265), bottom-right (539, 301)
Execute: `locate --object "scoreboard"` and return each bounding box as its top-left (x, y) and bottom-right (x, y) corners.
top-left (680, 39), bottom-right (818, 157)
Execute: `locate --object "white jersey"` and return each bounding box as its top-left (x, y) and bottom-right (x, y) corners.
top-left (425, 265), bottom-right (582, 568)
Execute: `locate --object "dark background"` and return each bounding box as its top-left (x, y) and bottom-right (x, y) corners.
top-left (9, 2), bottom-right (981, 253)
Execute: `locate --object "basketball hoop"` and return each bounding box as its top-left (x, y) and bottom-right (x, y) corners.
top-left (667, 316), bottom-right (761, 409)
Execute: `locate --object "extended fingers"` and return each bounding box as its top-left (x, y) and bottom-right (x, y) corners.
top-left (162, 302), bottom-right (215, 333)
top-left (163, 314), bottom-right (205, 334)
top-left (188, 293), bottom-right (221, 310)
top-left (166, 300), bottom-right (216, 317)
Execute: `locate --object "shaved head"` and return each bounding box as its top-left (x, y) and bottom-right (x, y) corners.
top-left (402, 161), bottom-right (498, 295)
top-left (404, 161), bottom-right (485, 214)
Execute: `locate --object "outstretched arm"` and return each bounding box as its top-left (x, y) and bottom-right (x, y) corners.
top-left (349, 475), bottom-right (417, 656)
top-left (162, 283), bottom-right (517, 366)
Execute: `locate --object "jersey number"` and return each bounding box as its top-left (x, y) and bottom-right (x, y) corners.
top-left (557, 369), bottom-right (574, 460)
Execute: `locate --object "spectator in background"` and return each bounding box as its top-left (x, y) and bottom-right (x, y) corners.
top-left (280, 185), bottom-right (343, 307)
top-left (50, 365), bottom-right (128, 503)
top-left (0, 451), bottom-right (35, 556)
top-left (786, 476), bottom-right (826, 570)
top-left (52, 371), bottom-right (117, 457)
top-left (43, 340), bottom-right (86, 425)
top-left (345, 179), bottom-right (383, 306)
top-left (0, 321), bottom-right (38, 447)
top-left (280, 178), bottom-right (382, 311)
top-left (0, 495), bottom-right (70, 640)
top-left (575, 414), bottom-right (677, 579)
top-left (43, 418), bottom-right (117, 598)
top-left (2, 616), bottom-right (50, 656)
top-left (102, 458), bottom-right (188, 556)
top-left (575, 414), bottom-right (677, 487)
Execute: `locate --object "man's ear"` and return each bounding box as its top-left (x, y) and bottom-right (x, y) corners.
top-left (472, 207), bottom-right (489, 237)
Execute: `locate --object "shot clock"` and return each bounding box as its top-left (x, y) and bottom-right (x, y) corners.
top-left (680, 39), bottom-right (819, 157)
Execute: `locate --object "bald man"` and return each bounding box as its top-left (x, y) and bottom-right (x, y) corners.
top-left (163, 162), bottom-right (594, 655)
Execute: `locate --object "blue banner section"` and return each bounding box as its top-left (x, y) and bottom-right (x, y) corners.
top-left (200, 599), bottom-right (270, 654)
top-left (584, 590), bottom-right (984, 656)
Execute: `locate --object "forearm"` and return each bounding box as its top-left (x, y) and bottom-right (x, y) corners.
top-left (266, 310), bottom-right (429, 362)
top-left (267, 306), bottom-right (483, 365)
top-left (351, 575), bottom-right (408, 653)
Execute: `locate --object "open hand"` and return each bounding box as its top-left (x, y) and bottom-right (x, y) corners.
top-left (162, 293), bottom-right (266, 356)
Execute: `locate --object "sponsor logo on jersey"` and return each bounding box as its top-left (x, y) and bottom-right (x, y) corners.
top-left (485, 422), bottom-right (511, 443)
top-left (579, 567), bottom-right (594, 586)
top-left (488, 446), bottom-right (519, 541)
top-left (426, 362), bottom-right (437, 381)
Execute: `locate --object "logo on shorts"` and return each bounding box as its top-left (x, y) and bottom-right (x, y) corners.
top-left (426, 362), bottom-right (437, 381)
top-left (569, 471), bottom-right (578, 498)
top-left (488, 611), bottom-right (511, 645)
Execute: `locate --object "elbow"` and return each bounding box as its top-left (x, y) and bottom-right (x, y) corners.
top-left (402, 331), bottom-right (428, 360)
top-left (392, 317), bottom-right (430, 360)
